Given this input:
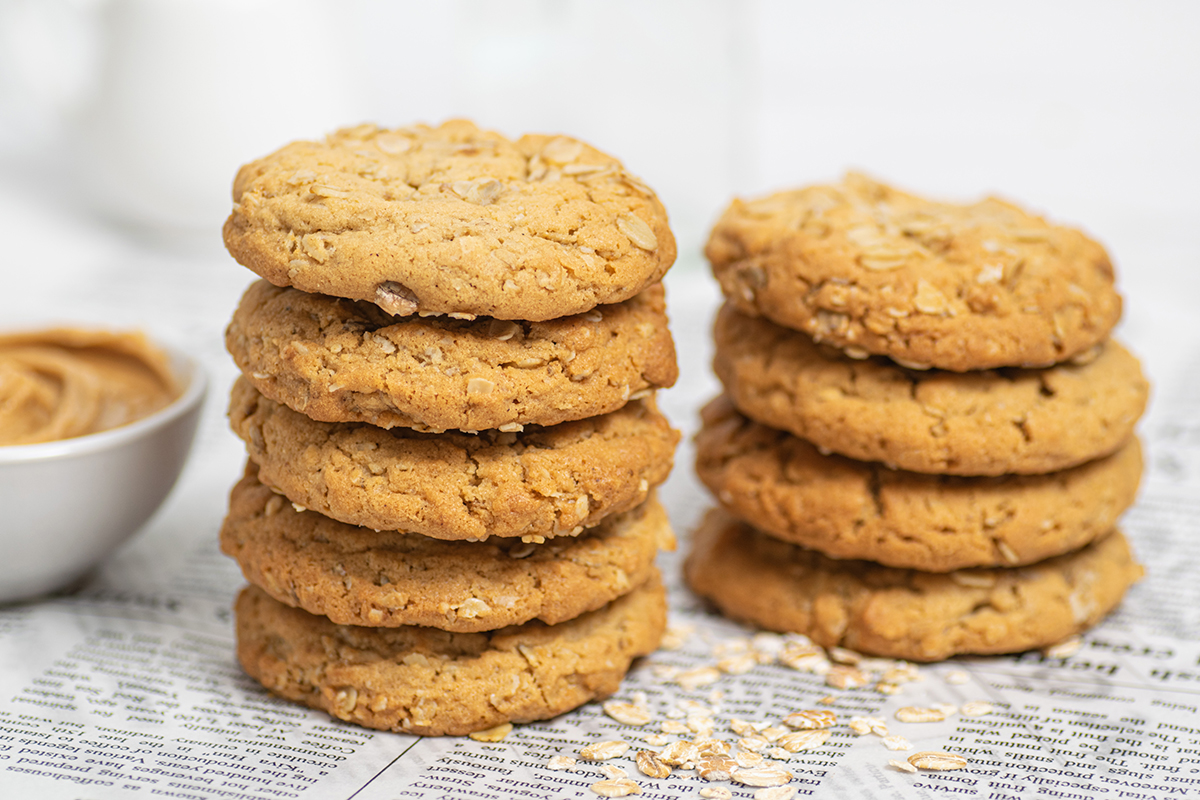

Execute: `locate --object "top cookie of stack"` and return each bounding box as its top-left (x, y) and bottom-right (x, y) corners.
top-left (707, 171), bottom-right (1120, 371)
top-left (219, 120), bottom-right (681, 735)
top-left (225, 119), bottom-right (675, 323)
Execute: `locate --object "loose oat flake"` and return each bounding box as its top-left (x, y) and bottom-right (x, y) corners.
top-left (731, 766), bottom-right (792, 787)
top-left (908, 751), bottom-right (969, 771)
top-left (547, 755), bottom-right (576, 771)
top-left (889, 758), bottom-right (919, 774)
top-left (603, 701), bottom-right (653, 727)
top-left (590, 777), bottom-right (641, 797)
top-left (467, 722), bottom-right (512, 742)
top-left (580, 741), bottom-right (631, 761)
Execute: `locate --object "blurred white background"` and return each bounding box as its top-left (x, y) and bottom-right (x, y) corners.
top-left (2, 0), bottom-right (1197, 263)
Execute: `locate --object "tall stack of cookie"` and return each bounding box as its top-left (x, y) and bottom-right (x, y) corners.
top-left (218, 121), bottom-right (681, 735)
top-left (687, 174), bottom-right (1148, 662)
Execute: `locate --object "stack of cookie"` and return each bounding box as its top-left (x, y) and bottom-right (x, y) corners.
top-left (687, 174), bottom-right (1148, 662)
top-left (217, 121), bottom-right (681, 734)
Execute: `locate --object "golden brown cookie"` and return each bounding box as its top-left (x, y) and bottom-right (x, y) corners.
top-left (228, 377), bottom-right (678, 541)
top-left (695, 395), bottom-right (1144, 571)
top-left (224, 120), bottom-right (676, 321)
top-left (235, 574), bottom-right (666, 735)
top-left (226, 279), bottom-right (678, 433)
top-left (684, 509), bottom-right (1142, 662)
top-left (706, 173), bottom-right (1121, 371)
top-left (221, 464), bottom-right (674, 631)
top-left (713, 304), bottom-right (1148, 476)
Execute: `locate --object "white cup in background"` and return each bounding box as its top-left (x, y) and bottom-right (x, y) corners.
top-left (70, 0), bottom-right (365, 233)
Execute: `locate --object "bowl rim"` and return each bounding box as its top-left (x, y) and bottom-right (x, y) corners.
top-left (0, 339), bottom-right (208, 464)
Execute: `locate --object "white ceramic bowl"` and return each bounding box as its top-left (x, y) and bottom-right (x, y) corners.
top-left (0, 341), bottom-right (207, 603)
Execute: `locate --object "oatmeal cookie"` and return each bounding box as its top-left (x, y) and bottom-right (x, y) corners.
top-left (221, 464), bottom-right (673, 631)
top-left (713, 304), bottom-right (1148, 476)
top-left (226, 279), bottom-right (677, 432)
top-left (235, 573), bottom-right (666, 735)
top-left (684, 509), bottom-right (1142, 661)
top-left (695, 395), bottom-right (1143, 571)
top-left (707, 173), bottom-right (1121, 371)
top-left (224, 120), bottom-right (675, 321)
top-left (228, 378), bottom-right (678, 541)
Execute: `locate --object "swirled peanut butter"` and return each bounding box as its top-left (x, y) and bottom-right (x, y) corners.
top-left (0, 328), bottom-right (179, 446)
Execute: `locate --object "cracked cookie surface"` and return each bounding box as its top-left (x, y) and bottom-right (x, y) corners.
top-left (235, 573), bottom-right (666, 735)
top-left (684, 509), bottom-right (1142, 661)
top-left (713, 304), bottom-right (1148, 476)
top-left (706, 173), bottom-right (1121, 371)
top-left (696, 395), bottom-right (1143, 571)
top-left (221, 464), bottom-right (673, 631)
top-left (228, 377), bottom-right (678, 541)
top-left (227, 279), bottom-right (678, 432)
top-left (224, 120), bottom-right (676, 321)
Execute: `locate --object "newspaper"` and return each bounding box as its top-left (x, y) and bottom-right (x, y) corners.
top-left (2, 250), bottom-right (1198, 800)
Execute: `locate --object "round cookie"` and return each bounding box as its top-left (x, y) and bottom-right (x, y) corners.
top-left (221, 464), bottom-right (674, 631)
top-left (706, 173), bottom-right (1121, 371)
top-left (226, 279), bottom-right (678, 433)
top-left (228, 377), bottom-right (679, 541)
top-left (235, 574), bottom-right (667, 736)
top-left (224, 120), bottom-right (676, 321)
top-left (695, 395), bottom-right (1144, 571)
top-left (713, 303), bottom-right (1148, 476)
top-left (684, 509), bottom-right (1142, 662)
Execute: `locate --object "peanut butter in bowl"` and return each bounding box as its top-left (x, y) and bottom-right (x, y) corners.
top-left (0, 328), bottom-right (181, 446)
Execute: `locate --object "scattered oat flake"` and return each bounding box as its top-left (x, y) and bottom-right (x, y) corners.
top-left (698, 755), bottom-right (738, 782)
top-left (848, 717), bottom-right (874, 736)
top-left (718, 653), bottom-right (758, 675)
top-left (730, 718), bottom-right (760, 737)
top-left (818, 695), bottom-right (837, 705)
top-left (598, 764), bottom-right (628, 780)
top-left (644, 733), bottom-right (669, 747)
top-left (908, 751), bottom-right (969, 771)
top-left (580, 741), bottom-right (631, 761)
top-left (659, 740), bottom-right (701, 766)
top-left (661, 720), bottom-right (689, 735)
top-left (767, 747), bottom-right (791, 760)
top-left (895, 706), bottom-right (947, 723)
top-left (604, 701), bottom-right (653, 727)
top-left (760, 726), bottom-right (789, 742)
top-left (732, 765), bottom-right (793, 787)
top-left (874, 682), bottom-right (902, 695)
top-left (783, 709), bottom-right (837, 730)
top-left (699, 788), bottom-right (733, 800)
top-left (735, 749), bottom-right (765, 768)
top-left (882, 735), bottom-right (913, 751)
top-left (826, 665), bottom-right (870, 690)
top-left (660, 624), bottom-right (693, 650)
top-left (635, 750), bottom-right (671, 779)
top-left (944, 670), bottom-right (970, 685)
top-left (932, 703), bottom-right (958, 716)
top-left (960, 701), bottom-right (994, 717)
top-left (468, 722), bottom-right (512, 742)
top-left (777, 730), bottom-right (831, 753)
top-left (1044, 636), bottom-right (1082, 659)
top-left (547, 755), bottom-right (576, 771)
top-left (889, 758), bottom-right (919, 774)
top-left (675, 667), bottom-right (722, 691)
top-left (590, 777), bottom-right (641, 797)
top-left (826, 646), bottom-right (862, 665)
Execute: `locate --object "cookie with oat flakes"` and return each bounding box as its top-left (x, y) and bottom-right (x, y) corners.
top-left (221, 463), bottom-right (674, 632)
top-left (695, 395), bottom-right (1143, 571)
top-left (234, 572), bottom-right (666, 735)
top-left (228, 377), bottom-right (678, 542)
top-left (683, 508), bottom-right (1142, 662)
top-left (706, 173), bottom-right (1121, 371)
top-left (713, 304), bottom-right (1148, 476)
top-left (226, 279), bottom-right (678, 433)
top-left (224, 120), bottom-right (675, 321)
